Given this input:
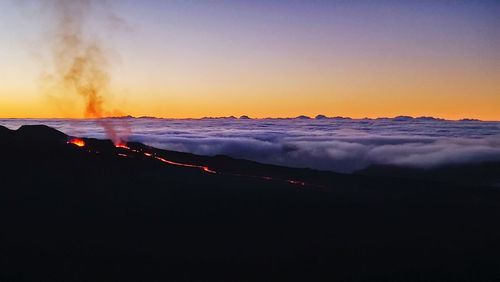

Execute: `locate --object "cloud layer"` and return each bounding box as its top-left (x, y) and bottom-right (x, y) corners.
top-left (2, 118), bottom-right (500, 172)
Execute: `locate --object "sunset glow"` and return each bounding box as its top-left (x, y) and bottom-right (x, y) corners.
top-left (0, 1), bottom-right (499, 120)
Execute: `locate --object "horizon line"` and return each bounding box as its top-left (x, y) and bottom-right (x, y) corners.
top-left (0, 115), bottom-right (497, 122)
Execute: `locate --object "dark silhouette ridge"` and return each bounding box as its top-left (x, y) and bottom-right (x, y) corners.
top-left (1, 125), bottom-right (500, 281)
top-left (460, 118), bottom-right (481, 122)
top-left (0, 125), bottom-right (11, 135)
top-left (16, 124), bottom-right (68, 141)
top-left (393, 115), bottom-right (414, 121)
top-left (294, 115), bottom-right (311, 119)
top-left (64, 115), bottom-right (489, 121)
top-left (415, 116), bottom-right (445, 121)
top-left (356, 162), bottom-right (500, 187)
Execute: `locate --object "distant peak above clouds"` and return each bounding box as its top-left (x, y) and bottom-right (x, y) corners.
top-left (77, 114), bottom-right (487, 122)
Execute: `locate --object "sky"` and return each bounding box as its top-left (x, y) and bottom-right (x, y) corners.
top-left (0, 0), bottom-right (499, 120)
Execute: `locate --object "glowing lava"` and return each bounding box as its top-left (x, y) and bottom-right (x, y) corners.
top-left (68, 138), bottom-right (319, 188)
top-left (68, 138), bottom-right (85, 147)
top-left (113, 142), bottom-right (216, 174)
top-left (115, 143), bottom-right (130, 149)
top-left (287, 180), bottom-right (306, 186)
top-left (154, 155), bottom-right (217, 174)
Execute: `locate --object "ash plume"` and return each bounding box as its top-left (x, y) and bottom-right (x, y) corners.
top-left (44, 0), bottom-right (129, 144)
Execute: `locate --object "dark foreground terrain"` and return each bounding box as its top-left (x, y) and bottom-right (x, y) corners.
top-left (1, 125), bottom-right (499, 281)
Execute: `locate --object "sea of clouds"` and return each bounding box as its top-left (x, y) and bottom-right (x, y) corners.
top-left (2, 118), bottom-right (500, 173)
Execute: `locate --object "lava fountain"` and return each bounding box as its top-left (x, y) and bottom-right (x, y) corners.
top-left (68, 138), bottom-right (85, 147)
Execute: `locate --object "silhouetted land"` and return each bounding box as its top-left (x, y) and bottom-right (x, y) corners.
top-left (1, 125), bottom-right (499, 281)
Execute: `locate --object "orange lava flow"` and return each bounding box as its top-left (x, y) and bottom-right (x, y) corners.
top-left (68, 138), bottom-right (85, 147)
top-left (232, 173), bottom-right (317, 188)
top-left (153, 155), bottom-right (217, 174)
top-left (115, 143), bottom-right (130, 149)
top-left (66, 139), bottom-right (317, 187)
top-left (287, 180), bottom-right (306, 186)
top-left (114, 142), bottom-right (217, 174)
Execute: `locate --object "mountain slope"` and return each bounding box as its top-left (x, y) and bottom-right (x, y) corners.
top-left (0, 125), bottom-right (499, 281)
top-left (356, 162), bottom-right (500, 187)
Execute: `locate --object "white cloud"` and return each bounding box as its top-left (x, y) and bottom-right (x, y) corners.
top-left (2, 118), bottom-right (500, 172)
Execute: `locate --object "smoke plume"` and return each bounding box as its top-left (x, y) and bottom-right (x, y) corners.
top-left (45, 0), bottom-right (128, 144)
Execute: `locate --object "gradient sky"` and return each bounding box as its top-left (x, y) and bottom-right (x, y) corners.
top-left (1, 0), bottom-right (499, 119)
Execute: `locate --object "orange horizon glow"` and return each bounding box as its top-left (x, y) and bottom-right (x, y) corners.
top-left (2, 113), bottom-right (500, 122)
top-left (1, 106), bottom-right (499, 122)
top-left (1, 80), bottom-right (500, 121)
top-left (1, 1), bottom-right (499, 122)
